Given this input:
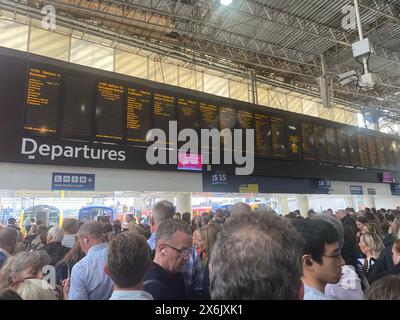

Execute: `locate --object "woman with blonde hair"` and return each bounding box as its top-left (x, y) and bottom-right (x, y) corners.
top-left (0, 250), bottom-right (51, 289)
top-left (193, 221), bottom-right (220, 299)
top-left (357, 232), bottom-right (385, 279)
top-left (368, 240), bottom-right (400, 284)
top-left (11, 278), bottom-right (57, 300)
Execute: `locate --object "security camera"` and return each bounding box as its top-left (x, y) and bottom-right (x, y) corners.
top-left (358, 72), bottom-right (378, 90)
top-left (338, 70), bottom-right (357, 80)
top-left (338, 70), bottom-right (358, 86)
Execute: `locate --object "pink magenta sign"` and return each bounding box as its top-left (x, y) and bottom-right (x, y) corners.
top-left (177, 153), bottom-right (202, 171)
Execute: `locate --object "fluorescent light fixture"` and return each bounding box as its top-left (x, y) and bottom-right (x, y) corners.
top-left (220, 0), bottom-right (232, 5)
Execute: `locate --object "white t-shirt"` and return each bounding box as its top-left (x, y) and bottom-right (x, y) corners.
top-left (325, 265), bottom-right (364, 300)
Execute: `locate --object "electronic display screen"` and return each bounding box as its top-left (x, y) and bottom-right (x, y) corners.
top-left (153, 92), bottom-right (175, 145)
top-left (271, 116), bottom-right (287, 158)
top-left (95, 81), bottom-right (125, 141)
top-left (24, 65), bottom-right (62, 137)
top-left (314, 126), bottom-right (327, 162)
top-left (62, 76), bottom-right (95, 140)
top-left (254, 113), bottom-right (272, 158)
top-left (326, 127), bottom-right (339, 163)
top-left (126, 86), bottom-right (152, 144)
top-left (337, 128), bottom-right (350, 165)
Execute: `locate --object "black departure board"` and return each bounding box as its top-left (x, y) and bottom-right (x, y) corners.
top-left (220, 107), bottom-right (237, 130)
top-left (95, 81), bottom-right (124, 141)
top-left (357, 134), bottom-right (370, 167)
top-left (326, 128), bottom-right (339, 163)
top-left (18, 56), bottom-right (400, 174)
top-left (177, 97), bottom-right (199, 132)
top-left (153, 92), bottom-right (175, 145)
top-left (220, 107), bottom-right (237, 149)
top-left (255, 113), bottom-right (272, 158)
top-left (287, 122), bottom-right (301, 160)
top-left (126, 87), bottom-right (152, 144)
top-left (237, 111), bottom-right (254, 130)
top-left (367, 135), bottom-right (379, 168)
top-left (199, 102), bottom-right (219, 129)
top-left (301, 123), bottom-right (316, 161)
top-left (337, 128), bottom-right (350, 165)
top-left (375, 137), bottom-right (387, 169)
top-left (177, 97), bottom-right (199, 152)
top-left (24, 65), bottom-right (62, 136)
top-left (347, 130), bottom-right (360, 166)
top-left (391, 140), bottom-right (400, 169)
top-left (384, 139), bottom-right (396, 170)
top-left (271, 117), bottom-right (287, 158)
top-left (62, 76), bottom-right (94, 140)
top-left (314, 126), bottom-right (327, 162)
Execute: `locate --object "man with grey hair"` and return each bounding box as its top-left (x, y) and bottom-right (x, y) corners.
top-left (65, 221), bottom-right (113, 300)
top-left (0, 227), bottom-right (19, 268)
top-left (147, 200), bottom-right (176, 251)
top-left (209, 211), bottom-right (305, 299)
top-left (41, 226), bottom-right (70, 266)
top-left (144, 218), bottom-right (192, 299)
top-left (230, 202), bottom-right (252, 218)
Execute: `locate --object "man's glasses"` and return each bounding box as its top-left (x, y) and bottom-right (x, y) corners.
top-left (322, 253), bottom-right (343, 263)
top-left (165, 244), bottom-right (191, 256)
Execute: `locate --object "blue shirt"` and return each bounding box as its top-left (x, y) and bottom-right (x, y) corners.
top-left (109, 290), bottom-right (153, 300)
top-left (147, 232), bottom-right (156, 251)
top-left (303, 284), bottom-right (327, 300)
top-left (182, 246), bottom-right (203, 299)
top-left (68, 243), bottom-right (113, 300)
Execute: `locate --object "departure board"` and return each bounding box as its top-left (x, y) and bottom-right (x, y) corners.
top-left (237, 111), bottom-right (253, 130)
top-left (220, 107), bottom-right (237, 130)
top-left (61, 76), bottom-right (94, 140)
top-left (384, 139), bottom-right (396, 170)
top-left (153, 92), bottom-right (175, 145)
top-left (255, 113), bottom-right (272, 158)
top-left (24, 65), bottom-right (62, 136)
top-left (237, 111), bottom-right (254, 153)
top-left (337, 128), bottom-right (350, 165)
top-left (367, 135), bottom-right (379, 168)
top-left (126, 87), bottom-right (152, 144)
top-left (287, 122), bottom-right (301, 160)
top-left (301, 123), bottom-right (316, 161)
top-left (357, 134), bottom-right (370, 167)
top-left (177, 97), bottom-right (199, 132)
top-left (391, 140), bottom-right (400, 169)
top-left (220, 107), bottom-right (237, 149)
top-left (347, 130), bottom-right (360, 166)
top-left (95, 81), bottom-right (124, 141)
top-left (199, 102), bottom-right (219, 129)
top-left (326, 128), bottom-right (339, 163)
top-left (314, 126), bottom-right (328, 162)
top-left (271, 117), bottom-right (287, 158)
top-left (177, 97), bottom-right (199, 152)
top-left (375, 137), bottom-right (387, 169)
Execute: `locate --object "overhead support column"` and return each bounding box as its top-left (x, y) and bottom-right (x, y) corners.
top-left (249, 70), bottom-right (258, 104)
top-left (176, 193), bottom-right (192, 216)
top-left (364, 195), bottom-right (376, 209)
top-left (344, 196), bottom-right (357, 210)
top-left (277, 195), bottom-right (289, 215)
top-left (297, 195), bottom-right (309, 217)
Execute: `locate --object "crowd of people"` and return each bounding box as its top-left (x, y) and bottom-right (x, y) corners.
top-left (0, 203), bottom-right (400, 300)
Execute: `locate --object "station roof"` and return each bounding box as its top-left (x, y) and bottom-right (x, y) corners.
top-left (2, 0), bottom-right (400, 120)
